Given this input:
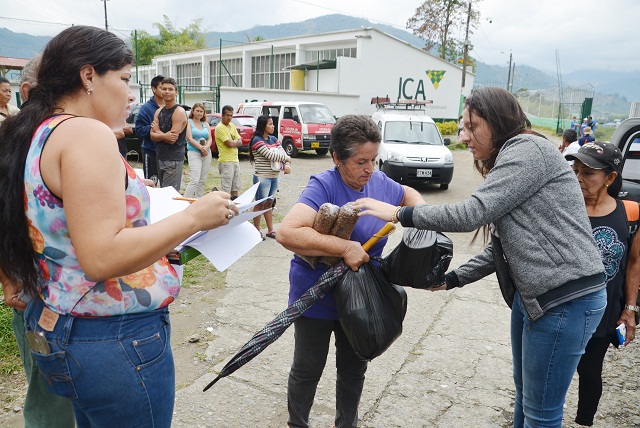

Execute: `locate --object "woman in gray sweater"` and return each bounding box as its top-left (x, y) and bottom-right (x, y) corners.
top-left (354, 87), bottom-right (606, 428)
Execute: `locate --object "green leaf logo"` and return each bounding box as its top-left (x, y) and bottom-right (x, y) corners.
top-left (426, 70), bottom-right (446, 89)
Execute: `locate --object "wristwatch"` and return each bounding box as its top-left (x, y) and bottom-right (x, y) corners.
top-left (624, 304), bottom-right (639, 313)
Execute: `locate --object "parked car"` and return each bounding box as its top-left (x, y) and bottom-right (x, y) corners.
top-left (611, 118), bottom-right (640, 202)
top-left (207, 113), bottom-right (257, 155)
top-left (372, 111), bottom-right (454, 190)
top-left (124, 103), bottom-right (143, 160)
top-left (236, 101), bottom-right (335, 157)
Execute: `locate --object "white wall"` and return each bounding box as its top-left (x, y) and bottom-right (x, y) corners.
top-left (144, 29), bottom-right (474, 121)
top-left (338, 31), bottom-right (473, 120)
top-left (185, 87), bottom-right (360, 117)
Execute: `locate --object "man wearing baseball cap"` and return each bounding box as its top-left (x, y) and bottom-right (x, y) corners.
top-left (577, 126), bottom-right (595, 146)
top-left (565, 140), bottom-right (639, 426)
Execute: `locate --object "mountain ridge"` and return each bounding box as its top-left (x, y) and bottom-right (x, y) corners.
top-left (1, 14), bottom-right (636, 114)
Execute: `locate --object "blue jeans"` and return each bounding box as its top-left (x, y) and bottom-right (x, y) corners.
top-left (24, 297), bottom-right (175, 428)
top-left (12, 310), bottom-right (75, 428)
top-left (511, 289), bottom-right (606, 428)
top-left (253, 175), bottom-right (279, 200)
top-left (287, 316), bottom-right (368, 428)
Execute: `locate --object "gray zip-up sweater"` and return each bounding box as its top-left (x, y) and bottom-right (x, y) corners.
top-left (400, 133), bottom-right (605, 320)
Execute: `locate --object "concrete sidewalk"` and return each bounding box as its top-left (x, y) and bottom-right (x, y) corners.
top-left (171, 149), bottom-right (639, 428)
top-left (172, 226), bottom-right (639, 427)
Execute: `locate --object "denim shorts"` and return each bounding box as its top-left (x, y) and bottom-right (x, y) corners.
top-left (24, 297), bottom-right (175, 428)
top-left (253, 175), bottom-right (279, 200)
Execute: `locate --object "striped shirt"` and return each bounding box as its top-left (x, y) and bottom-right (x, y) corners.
top-left (251, 135), bottom-right (290, 178)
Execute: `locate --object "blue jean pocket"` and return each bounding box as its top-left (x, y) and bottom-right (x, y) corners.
top-left (132, 330), bottom-right (166, 369)
top-left (31, 350), bottom-right (78, 399)
top-left (581, 303), bottom-right (606, 348)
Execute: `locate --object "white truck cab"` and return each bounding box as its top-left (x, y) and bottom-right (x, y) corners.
top-left (236, 101), bottom-right (335, 157)
top-left (372, 108), bottom-right (454, 190)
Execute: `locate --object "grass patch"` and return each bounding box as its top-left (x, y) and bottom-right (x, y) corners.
top-left (181, 255), bottom-right (227, 290)
top-left (448, 141), bottom-right (468, 151)
top-left (595, 127), bottom-right (615, 142)
top-left (180, 156), bottom-right (255, 196)
top-left (0, 302), bottom-right (21, 376)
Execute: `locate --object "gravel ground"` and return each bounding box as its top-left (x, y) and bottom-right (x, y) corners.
top-left (2, 140), bottom-right (639, 427)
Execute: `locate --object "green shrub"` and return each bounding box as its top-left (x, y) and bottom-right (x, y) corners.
top-left (437, 121), bottom-right (459, 136)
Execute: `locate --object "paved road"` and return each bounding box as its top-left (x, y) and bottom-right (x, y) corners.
top-left (4, 145), bottom-right (638, 427)
top-left (171, 149), bottom-right (639, 428)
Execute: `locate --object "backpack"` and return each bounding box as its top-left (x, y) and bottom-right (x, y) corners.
top-left (622, 200), bottom-right (640, 308)
top-left (622, 199), bottom-right (639, 241)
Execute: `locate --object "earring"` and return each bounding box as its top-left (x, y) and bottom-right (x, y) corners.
top-left (86, 85), bottom-right (92, 95)
top-left (605, 183), bottom-right (610, 188)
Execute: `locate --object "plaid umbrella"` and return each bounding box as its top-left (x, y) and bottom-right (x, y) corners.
top-left (203, 223), bottom-right (395, 392)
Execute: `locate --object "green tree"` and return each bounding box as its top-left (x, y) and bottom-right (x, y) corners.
top-left (132, 16), bottom-right (207, 65)
top-left (406, 0), bottom-right (480, 62)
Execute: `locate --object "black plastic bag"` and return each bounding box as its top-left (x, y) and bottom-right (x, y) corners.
top-left (334, 261), bottom-right (407, 361)
top-left (382, 228), bottom-right (453, 289)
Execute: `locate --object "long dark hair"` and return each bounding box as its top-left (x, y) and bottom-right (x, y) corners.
top-left (249, 115), bottom-right (271, 164)
top-left (0, 26), bottom-right (133, 295)
top-left (465, 87), bottom-right (546, 177)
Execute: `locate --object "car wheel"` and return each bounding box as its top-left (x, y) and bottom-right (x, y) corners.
top-left (440, 183), bottom-right (449, 190)
top-left (283, 138), bottom-right (298, 158)
top-left (315, 148), bottom-right (328, 156)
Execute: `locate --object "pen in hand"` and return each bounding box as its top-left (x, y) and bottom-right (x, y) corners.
top-left (173, 196), bottom-right (197, 203)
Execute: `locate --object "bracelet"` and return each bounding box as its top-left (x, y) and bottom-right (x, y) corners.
top-left (391, 206), bottom-right (402, 224)
top-left (624, 304), bottom-right (639, 313)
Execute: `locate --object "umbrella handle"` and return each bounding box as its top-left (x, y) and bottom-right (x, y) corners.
top-left (362, 222), bottom-right (395, 252)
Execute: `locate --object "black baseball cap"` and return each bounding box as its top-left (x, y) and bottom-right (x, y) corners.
top-left (565, 141), bottom-right (622, 172)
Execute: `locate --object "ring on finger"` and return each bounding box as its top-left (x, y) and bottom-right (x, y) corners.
top-left (226, 209), bottom-right (234, 220)
top-left (228, 200), bottom-right (233, 209)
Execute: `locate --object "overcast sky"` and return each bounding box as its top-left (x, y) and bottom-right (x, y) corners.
top-left (2, 0), bottom-right (637, 73)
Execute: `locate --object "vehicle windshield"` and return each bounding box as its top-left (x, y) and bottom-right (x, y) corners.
top-left (299, 104), bottom-right (336, 124)
top-left (233, 116), bottom-right (257, 127)
top-left (383, 121), bottom-right (443, 145)
top-left (623, 136), bottom-right (640, 181)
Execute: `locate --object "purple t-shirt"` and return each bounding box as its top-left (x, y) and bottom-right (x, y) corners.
top-left (288, 168), bottom-right (405, 319)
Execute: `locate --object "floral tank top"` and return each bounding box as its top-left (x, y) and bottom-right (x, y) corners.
top-left (24, 115), bottom-right (180, 316)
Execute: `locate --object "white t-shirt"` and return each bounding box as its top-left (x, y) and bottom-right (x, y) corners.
top-left (562, 141), bottom-right (581, 164)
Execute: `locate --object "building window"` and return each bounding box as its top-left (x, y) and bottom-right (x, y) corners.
top-left (157, 63), bottom-right (171, 79)
top-left (210, 58), bottom-right (243, 87)
top-left (176, 62), bottom-right (202, 87)
top-left (307, 47), bottom-right (357, 62)
top-left (251, 52), bottom-right (296, 90)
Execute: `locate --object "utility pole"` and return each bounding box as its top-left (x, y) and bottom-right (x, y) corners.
top-left (506, 51), bottom-right (512, 92)
top-left (461, 1), bottom-right (472, 89)
top-left (103, 0), bottom-right (109, 31)
top-left (510, 63), bottom-right (515, 92)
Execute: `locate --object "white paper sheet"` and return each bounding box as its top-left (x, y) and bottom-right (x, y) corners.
top-left (147, 183), bottom-right (269, 270)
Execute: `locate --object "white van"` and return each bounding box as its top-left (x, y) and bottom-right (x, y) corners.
top-left (372, 111), bottom-right (454, 190)
top-left (236, 101), bottom-right (335, 157)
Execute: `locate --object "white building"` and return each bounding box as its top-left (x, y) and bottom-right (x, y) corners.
top-left (136, 28), bottom-right (474, 120)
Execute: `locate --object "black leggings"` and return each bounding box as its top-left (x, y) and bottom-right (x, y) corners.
top-left (575, 335), bottom-right (612, 426)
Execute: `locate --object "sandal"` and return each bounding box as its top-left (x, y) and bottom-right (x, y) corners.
top-left (259, 232), bottom-right (266, 241)
top-left (266, 231), bottom-right (277, 239)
